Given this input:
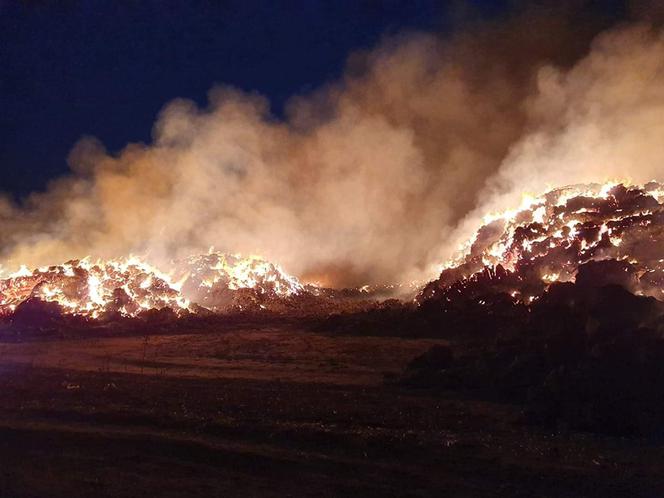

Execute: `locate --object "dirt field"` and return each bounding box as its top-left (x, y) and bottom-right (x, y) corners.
top-left (0, 324), bottom-right (661, 497)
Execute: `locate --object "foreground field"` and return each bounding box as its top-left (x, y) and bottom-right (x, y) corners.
top-left (0, 325), bottom-right (661, 497)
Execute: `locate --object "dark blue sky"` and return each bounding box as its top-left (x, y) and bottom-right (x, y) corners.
top-left (0, 0), bottom-right (514, 196)
top-left (0, 0), bottom-right (624, 197)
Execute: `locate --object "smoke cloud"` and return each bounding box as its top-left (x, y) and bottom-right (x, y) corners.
top-left (2, 5), bottom-right (664, 287)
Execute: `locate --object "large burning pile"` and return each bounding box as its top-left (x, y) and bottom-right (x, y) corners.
top-left (5, 181), bottom-right (664, 325)
top-left (175, 253), bottom-right (304, 312)
top-left (0, 252), bottom-right (305, 320)
top-left (420, 182), bottom-right (664, 304)
top-left (0, 257), bottom-right (188, 319)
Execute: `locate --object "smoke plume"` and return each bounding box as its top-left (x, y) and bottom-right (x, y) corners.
top-left (1, 5), bottom-right (663, 287)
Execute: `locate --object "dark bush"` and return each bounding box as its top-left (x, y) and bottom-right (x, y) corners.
top-left (401, 282), bottom-right (664, 436)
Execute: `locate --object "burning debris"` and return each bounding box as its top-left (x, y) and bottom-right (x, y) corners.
top-left (420, 182), bottom-right (664, 305)
top-left (175, 253), bottom-right (305, 312)
top-left (0, 252), bottom-right (305, 320)
top-left (0, 257), bottom-right (188, 319)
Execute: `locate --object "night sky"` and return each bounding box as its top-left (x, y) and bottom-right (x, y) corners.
top-left (0, 1), bottom-right (625, 198)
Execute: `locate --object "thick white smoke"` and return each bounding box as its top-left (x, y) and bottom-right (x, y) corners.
top-left (1, 9), bottom-right (663, 288)
top-left (447, 24), bottom-right (664, 265)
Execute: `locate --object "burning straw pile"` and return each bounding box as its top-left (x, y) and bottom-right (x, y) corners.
top-left (0, 252), bottom-right (307, 324)
top-left (421, 182), bottom-right (664, 305)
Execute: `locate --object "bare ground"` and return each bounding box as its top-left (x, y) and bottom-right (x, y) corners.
top-left (0, 325), bottom-right (661, 497)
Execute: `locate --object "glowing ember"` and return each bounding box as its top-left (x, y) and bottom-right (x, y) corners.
top-left (421, 182), bottom-right (664, 304)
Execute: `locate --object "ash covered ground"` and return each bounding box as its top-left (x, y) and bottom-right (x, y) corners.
top-left (2, 184), bottom-right (664, 496)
